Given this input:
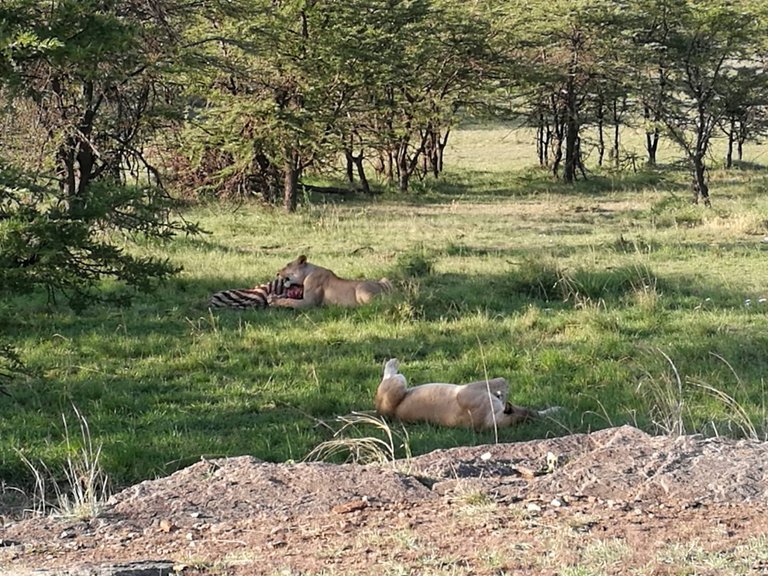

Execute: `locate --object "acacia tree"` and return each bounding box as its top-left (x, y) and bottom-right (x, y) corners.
top-left (496, 0), bottom-right (622, 182)
top-left (719, 69), bottom-right (768, 168)
top-left (181, 0), bottom-right (371, 211)
top-left (0, 0), bottom-right (198, 304)
top-left (628, 0), bottom-right (677, 167)
top-left (180, 0), bottom-right (492, 204)
top-left (353, 0), bottom-right (492, 193)
top-left (2, 0), bottom-right (191, 209)
top-left (629, 1), bottom-right (768, 204)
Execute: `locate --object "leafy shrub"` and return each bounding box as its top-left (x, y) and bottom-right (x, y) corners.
top-left (0, 343), bottom-right (25, 396)
top-left (395, 246), bottom-right (435, 278)
top-left (0, 166), bottom-right (199, 307)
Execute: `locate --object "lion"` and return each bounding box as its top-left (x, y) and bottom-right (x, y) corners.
top-left (268, 255), bottom-right (392, 309)
top-left (375, 358), bottom-right (560, 430)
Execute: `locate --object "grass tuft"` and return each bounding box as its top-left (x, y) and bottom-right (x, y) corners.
top-left (305, 412), bottom-right (412, 468)
top-left (16, 406), bottom-right (109, 519)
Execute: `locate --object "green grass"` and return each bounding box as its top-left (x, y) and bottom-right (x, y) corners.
top-left (3, 126), bottom-right (768, 492)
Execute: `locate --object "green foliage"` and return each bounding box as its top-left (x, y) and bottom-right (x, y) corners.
top-left (396, 246), bottom-right (436, 278)
top-left (0, 343), bottom-right (25, 396)
top-left (175, 0), bottom-right (494, 204)
top-left (624, 0), bottom-right (768, 201)
top-left (0, 166), bottom-right (195, 305)
top-left (1, 0), bottom-right (188, 204)
top-left (0, 1), bottom-right (201, 307)
top-left (5, 0), bottom-right (768, 206)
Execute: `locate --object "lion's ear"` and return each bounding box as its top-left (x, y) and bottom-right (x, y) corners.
top-left (297, 255), bottom-right (307, 264)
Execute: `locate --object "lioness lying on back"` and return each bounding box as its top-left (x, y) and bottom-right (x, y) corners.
top-left (269, 255), bottom-right (392, 309)
top-left (375, 359), bottom-right (560, 430)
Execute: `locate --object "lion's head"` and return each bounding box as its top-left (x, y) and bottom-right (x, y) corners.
top-left (276, 255), bottom-right (313, 288)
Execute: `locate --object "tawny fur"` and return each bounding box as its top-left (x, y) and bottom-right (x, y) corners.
top-left (269, 255), bottom-right (392, 309)
top-left (375, 359), bottom-right (558, 430)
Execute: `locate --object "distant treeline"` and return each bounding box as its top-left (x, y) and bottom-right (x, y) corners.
top-left (1, 0), bottom-right (767, 212)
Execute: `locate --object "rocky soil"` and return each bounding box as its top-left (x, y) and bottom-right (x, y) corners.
top-left (3, 426), bottom-right (768, 575)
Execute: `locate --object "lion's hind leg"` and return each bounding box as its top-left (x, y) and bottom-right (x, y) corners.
top-left (382, 358), bottom-right (408, 386)
top-left (455, 378), bottom-right (510, 429)
top-left (457, 377), bottom-right (509, 406)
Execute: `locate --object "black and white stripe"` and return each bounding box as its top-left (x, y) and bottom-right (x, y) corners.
top-left (208, 278), bottom-right (286, 309)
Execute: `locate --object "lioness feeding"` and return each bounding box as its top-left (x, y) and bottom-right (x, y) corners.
top-left (268, 255), bottom-right (392, 309)
top-left (375, 359), bottom-right (559, 430)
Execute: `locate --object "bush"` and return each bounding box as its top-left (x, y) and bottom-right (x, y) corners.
top-left (0, 165), bottom-right (199, 307)
top-left (0, 343), bottom-right (24, 396)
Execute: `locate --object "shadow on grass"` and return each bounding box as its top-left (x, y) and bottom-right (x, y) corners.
top-left (305, 164), bottom-right (768, 208)
top-left (395, 166), bottom-right (691, 204)
top-left (2, 259), bottom-right (767, 489)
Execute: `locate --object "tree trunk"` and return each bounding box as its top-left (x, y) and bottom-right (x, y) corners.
top-left (550, 95), bottom-right (564, 177)
top-left (350, 151), bottom-right (370, 194)
top-left (283, 149), bottom-right (300, 212)
top-left (435, 128), bottom-right (449, 175)
top-left (691, 103), bottom-right (711, 207)
top-left (611, 97), bottom-right (621, 168)
top-left (691, 155), bottom-right (710, 206)
top-left (57, 80), bottom-right (101, 217)
top-left (646, 131), bottom-right (659, 166)
top-left (644, 105), bottom-right (659, 166)
top-left (397, 167), bottom-right (409, 193)
top-left (424, 126), bottom-right (448, 179)
top-left (596, 95), bottom-right (605, 167)
top-left (344, 149), bottom-right (355, 184)
top-left (422, 125), bottom-right (436, 178)
top-left (725, 116), bottom-right (735, 169)
top-left (251, 148), bottom-right (281, 204)
top-left (562, 32), bottom-right (582, 184)
top-left (563, 85), bottom-right (579, 183)
top-left (396, 141), bottom-right (410, 193)
top-left (536, 112), bottom-right (547, 167)
top-left (737, 119), bottom-right (748, 162)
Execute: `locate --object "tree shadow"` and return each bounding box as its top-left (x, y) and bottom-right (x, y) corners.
top-left (3, 252), bottom-right (768, 489)
top-left (399, 166), bottom-right (692, 204)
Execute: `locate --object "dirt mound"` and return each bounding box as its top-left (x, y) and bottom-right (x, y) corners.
top-left (409, 425), bottom-right (768, 504)
top-left (109, 456), bottom-right (437, 521)
top-left (3, 426), bottom-right (768, 575)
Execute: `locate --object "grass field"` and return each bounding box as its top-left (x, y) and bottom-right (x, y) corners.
top-left (3, 126), bottom-right (768, 494)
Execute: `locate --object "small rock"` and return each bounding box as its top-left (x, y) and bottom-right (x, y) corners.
top-left (514, 465), bottom-right (536, 479)
top-left (332, 498), bottom-right (369, 514)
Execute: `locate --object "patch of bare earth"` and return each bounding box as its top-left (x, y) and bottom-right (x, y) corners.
top-left (3, 426), bottom-right (768, 575)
